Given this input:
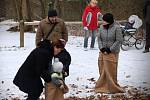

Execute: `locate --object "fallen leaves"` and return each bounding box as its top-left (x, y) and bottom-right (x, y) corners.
top-left (87, 78), bottom-right (96, 82)
top-left (126, 75), bottom-right (131, 78)
top-left (1, 78), bottom-right (150, 100)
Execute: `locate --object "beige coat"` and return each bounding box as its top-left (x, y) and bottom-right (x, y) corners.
top-left (36, 17), bottom-right (68, 47)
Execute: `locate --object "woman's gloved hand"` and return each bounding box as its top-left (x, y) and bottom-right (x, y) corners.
top-left (100, 48), bottom-right (106, 53)
top-left (105, 48), bottom-right (111, 54)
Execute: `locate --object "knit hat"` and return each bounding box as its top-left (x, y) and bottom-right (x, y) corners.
top-left (48, 9), bottom-right (57, 17)
top-left (102, 13), bottom-right (114, 24)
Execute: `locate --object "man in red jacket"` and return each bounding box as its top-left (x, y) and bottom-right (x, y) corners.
top-left (82, 0), bottom-right (102, 51)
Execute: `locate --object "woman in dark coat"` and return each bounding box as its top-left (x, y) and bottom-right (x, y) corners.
top-left (13, 40), bottom-right (54, 100)
top-left (143, 0), bottom-right (150, 53)
top-left (95, 13), bottom-right (124, 93)
top-left (13, 39), bottom-right (71, 100)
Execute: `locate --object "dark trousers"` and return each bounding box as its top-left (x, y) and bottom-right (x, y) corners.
top-left (27, 93), bottom-right (41, 100)
top-left (145, 23), bottom-right (150, 49)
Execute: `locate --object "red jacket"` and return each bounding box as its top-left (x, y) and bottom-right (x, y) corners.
top-left (82, 5), bottom-right (101, 30)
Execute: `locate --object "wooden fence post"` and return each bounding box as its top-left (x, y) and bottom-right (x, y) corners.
top-left (19, 20), bottom-right (24, 47)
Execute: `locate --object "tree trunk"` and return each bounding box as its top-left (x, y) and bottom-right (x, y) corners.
top-left (39, 0), bottom-right (47, 19)
top-left (14, 0), bottom-right (23, 21)
top-left (22, 0), bottom-right (33, 32)
top-left (22, 0), bottom-right (32, 21)
top-left (54, 0), bottom-right (61, 16)
top-left (59, 0), bottom-right (65, 18)
top-left (80, 0), bottom-right (87, 16)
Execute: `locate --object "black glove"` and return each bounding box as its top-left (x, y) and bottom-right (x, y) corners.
top-left (100, 48), bottom-right (106, 53)
top-left (62, 70), bottom-right (68, 78)
top-left (105, 48), bottom-right (111, 54)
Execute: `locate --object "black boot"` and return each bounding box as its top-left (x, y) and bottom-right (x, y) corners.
top-left (143, 48), bottom-right (149, 53)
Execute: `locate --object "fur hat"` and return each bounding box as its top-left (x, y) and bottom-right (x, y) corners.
top-left (48, 9), bottom-right (57, 17)
top-left (102, 13), bottom-right (114, 24)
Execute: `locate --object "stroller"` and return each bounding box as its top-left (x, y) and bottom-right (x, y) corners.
top-left (120, 15), bottom-right (145, 51)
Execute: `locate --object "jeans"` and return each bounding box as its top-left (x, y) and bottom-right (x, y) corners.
top-left (84, 29), bottom-right (97, 48)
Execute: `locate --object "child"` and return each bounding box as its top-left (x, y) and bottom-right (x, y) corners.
top-left (50, 58), bottom-right (68, 93)
top-left (45, 39), bottom-right (71, 100)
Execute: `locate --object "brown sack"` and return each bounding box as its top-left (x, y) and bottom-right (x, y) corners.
top-left (95, 52), bottom-right (124, 93)
top-left (45, 82), bottom-right (69, 100)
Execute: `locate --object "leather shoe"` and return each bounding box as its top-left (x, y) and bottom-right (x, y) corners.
top-left (143, 49), bottom-right (149, 53)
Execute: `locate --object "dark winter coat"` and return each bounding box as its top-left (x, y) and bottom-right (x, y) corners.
top-left (13, 41), bottom-right (54, 96)
top-left (143, 0), bottom-right (150, 48)
top-left (54, 49), bottom-right (71, 77)
top-left (144, 0), bottom-right (150, 24)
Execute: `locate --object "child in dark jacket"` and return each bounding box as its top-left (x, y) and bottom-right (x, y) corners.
top-left (50, 58), bottom-right (68, 93)
top-left (45, 39), bottom-right (71, 100)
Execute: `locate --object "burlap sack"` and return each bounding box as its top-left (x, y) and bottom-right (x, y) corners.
top-left (45, 82), bottom-right (69, 100)
top-left (95, 52), bottom-right (124, 93)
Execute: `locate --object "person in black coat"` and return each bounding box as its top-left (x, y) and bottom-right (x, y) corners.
top-left (13, 39), bottom-right (71, 100)
top-left (13, 40), bottom-right (54, 100)
top-left (143, 0), bottom-right (150, 53)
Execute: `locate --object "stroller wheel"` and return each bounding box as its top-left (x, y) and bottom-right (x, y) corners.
top-left (135, 38), bottom-right (145, 50)
top-left (121, 40), bottom-right (130, 51)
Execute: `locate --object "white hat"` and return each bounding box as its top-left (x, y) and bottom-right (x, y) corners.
top-left (128, 15), bottom-right (143, 29)
top-left (53, 58), bottom-right (63, 73)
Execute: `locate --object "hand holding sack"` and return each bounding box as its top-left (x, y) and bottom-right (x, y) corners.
top-left (100, 47), bottom-right (111, 54)
top-left (105, 48), bottom-right (111, 54)
top-left (100, 48), bottom-right (106, 53)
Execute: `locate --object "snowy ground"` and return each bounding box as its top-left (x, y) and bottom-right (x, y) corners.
top-left (0, 20), bottom-right (150, 99)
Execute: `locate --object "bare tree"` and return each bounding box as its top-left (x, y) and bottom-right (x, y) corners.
top-left (22, 0), bottom-right (32, 21)
top-left (14, 0), bottom-right (23, 21)
top-left (14, 0), bottom-right (33, 31)
top-left (39, 0), bottom-right (48, 18)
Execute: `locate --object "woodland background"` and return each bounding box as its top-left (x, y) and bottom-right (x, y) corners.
top-left (0, 0), bottom-right (145, 22)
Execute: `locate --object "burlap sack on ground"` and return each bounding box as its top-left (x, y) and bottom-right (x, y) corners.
top-left (45, 82), bottom-right (69, 100)
top-left (95, 52), bottom-right (124, 93)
